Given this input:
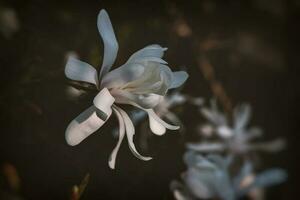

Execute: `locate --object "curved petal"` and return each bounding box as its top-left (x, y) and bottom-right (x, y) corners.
top-left (93, 88), bottom-right (115, 120)
top-left (145, 108), bottom-right (180, 131)
top-left (108, 106), bottom-right (126, 169)
top-left (169, 71), bottom-right (189, 89)
top-left (97, 9), bottom-right (119, 79)
top-left (126, 44), bottom-right (167, 64)
top-left (117, 106), bottom-right (152, 161)
top-left (65, 56), bottom-right (99, 87)
top-left (65, 106), bottom-right (111, 146)
top-left (148, 114), bottom-right (166, 135)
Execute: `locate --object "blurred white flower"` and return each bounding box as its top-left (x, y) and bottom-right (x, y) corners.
top-left (188, 100), bottom-right (285, 154)
top-left (0, 7), bottom-right (19, 38)
top-left (64, 9), bottom-right (188, 169)
top-left (171, 151), bottom-right (287, 200)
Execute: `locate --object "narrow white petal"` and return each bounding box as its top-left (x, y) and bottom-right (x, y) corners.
top-left (65, 56), bottom-right (99, 86)
top-left (117, 106), bottom-right (152, 161)
top-left (108, 107), bottom-right (126, 169)
top-left (65, 106), bottom-right (111, 146)
top-left (169, 71), bottom-right (189, 89)
top-left (97, 9), bottom-right (119, 78)
top-left (233, 104), bottom-right (251, 130)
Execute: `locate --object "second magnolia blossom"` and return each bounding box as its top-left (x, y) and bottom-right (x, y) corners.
top-left (64, 9), bottom-right (188, 169)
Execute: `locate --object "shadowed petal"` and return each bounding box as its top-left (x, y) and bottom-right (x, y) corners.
top-left (108, 106), bottom-right (126, 169)
top-left (93, 88), bottom-right (115, 121)
top-left (65, 106), bottom-right (111, 146)
top-left (97, 9), bottom-right (119, 79)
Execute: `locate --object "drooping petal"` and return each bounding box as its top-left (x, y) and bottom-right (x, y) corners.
top-left (126, 44), bottom-right (167, 64)
top-left (169, 71), bottom-right (189, 89)
top-left (65, 56), bottom-right (99, 86)
top-left (65, 106), bottom-right (111, 146)
top-left (144, 108), bottom-right (180, 133)
top-left (97, 9), bottom-right (119, 79)
top-left (148, 113), bottom-right (166, 135)
top-left (108, 106), bottom-right (126, 169)
top-left (117, 106), bottom-right (152, 161)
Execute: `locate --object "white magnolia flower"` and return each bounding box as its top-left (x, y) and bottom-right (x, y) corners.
top-left (188, 100), bottom-right (285, 154)
top-left (64, 9), bottom-right (188, 169)
top-left (171, 151), bottom-right (287, 200)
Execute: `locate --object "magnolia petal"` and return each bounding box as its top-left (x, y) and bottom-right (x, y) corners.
top-left (164, 112), bottom-right (182, 127)
top-left (233, 104), bottom-right (251, 130)
top-left (201, 107), bottom-right (227, 126)
top-left (108, 107), bottom-right (126, 169)
top-left (65, 56), bottom-right (99, 86)
top-left (101, 63), bottom-right (145, 89)
top-left (120, 63), bottom-right (172, 95)
top-left (233, 161), bottom-right (253, 189)
top-left (169, 71), bottom-right (189, 89)
top-left (126, 44), bottom-right (167, 64)
top-left (65, 106), bottom-right (111, 146)
top-left (145, 109), bottom-right (180, 132)
top-left (111, 89), bottom-right (162, 109)
top-left (133, 56), bottom-right (168, 65)
top-left (93, 88), bottom-right (115, 120)
top-left (117, 106), bottom-right (152, 161)
top-left (184, 168), bottom-right (215, 199)
top-left (252, 169), bottom-right (287, 188)
top-left (186, 142), bottom-right (225, 153)
top-left (148, 113), bottom-right (166, 135)
top-left (184, 151), bottom-right (213, 169)
top-left (97, 9), bottom-right (119, 78)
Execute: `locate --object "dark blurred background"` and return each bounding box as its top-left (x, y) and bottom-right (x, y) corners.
top-left (0, 0), bottom-right (299, 199)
